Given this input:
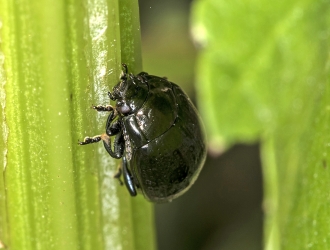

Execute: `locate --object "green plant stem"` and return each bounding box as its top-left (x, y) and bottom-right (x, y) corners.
top-left (0, 0), bottom-right (155, 249)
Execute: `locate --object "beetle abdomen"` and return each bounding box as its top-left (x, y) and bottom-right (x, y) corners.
top-left (131, 83), bottom-right (206, 202)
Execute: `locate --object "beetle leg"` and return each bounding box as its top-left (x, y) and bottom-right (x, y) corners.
top-left (103, 109), bottom-right (121, 136)
top-left (106, 120), bottom-right (121, 136)
top-left (105, 118), bottom-right (122, 136)
top-left (102, 131), bottom-right (124, 159)
top-left (122, 155), bottom-right (137, 196)
top-left (113, 166), bottom-right (124, 185)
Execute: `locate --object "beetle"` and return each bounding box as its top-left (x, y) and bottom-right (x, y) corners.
top-left (79, 64), bottom-right (206, 202)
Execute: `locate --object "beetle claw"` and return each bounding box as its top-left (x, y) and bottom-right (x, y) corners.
top-left (93, 105), bottom-right (114, 112)
top-left (78, 136), bottom-right (102, 145)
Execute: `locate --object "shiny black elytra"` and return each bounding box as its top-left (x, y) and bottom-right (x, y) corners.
top-left (79, 64), bottom-right (206, 202)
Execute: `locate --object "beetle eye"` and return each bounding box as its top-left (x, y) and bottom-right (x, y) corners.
top-left (117, 101), bottom-right (131, 114)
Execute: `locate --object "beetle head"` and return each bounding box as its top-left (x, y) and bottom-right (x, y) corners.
top-left (110, 65), bottom-right (148, 115)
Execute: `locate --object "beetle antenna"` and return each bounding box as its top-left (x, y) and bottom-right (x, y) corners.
top-left (120, 63), bottom-right (128, 80)
top-left (122, 63), bottom-right (128, 74)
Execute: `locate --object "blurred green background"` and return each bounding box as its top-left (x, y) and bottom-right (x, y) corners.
top-left (139, 1), bottom-right (262, 249)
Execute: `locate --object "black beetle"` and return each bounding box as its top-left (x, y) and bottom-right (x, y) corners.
top-left (80, 64), bottom-right (206, 202)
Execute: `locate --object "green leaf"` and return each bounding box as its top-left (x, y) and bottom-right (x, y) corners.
top-left (191, 0), bottom-right (330, 249)
top-left (0, 0), bottom-right (155, 249)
